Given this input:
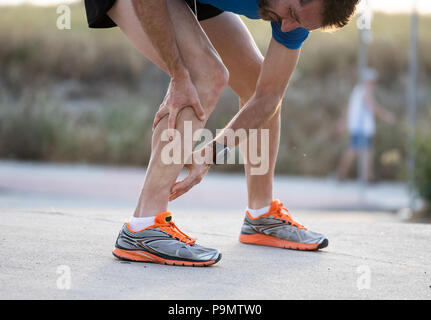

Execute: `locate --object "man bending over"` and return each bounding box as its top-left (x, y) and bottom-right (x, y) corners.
top-left (84, 0), bottom-right (359, 266)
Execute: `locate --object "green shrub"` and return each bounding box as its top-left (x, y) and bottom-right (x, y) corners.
top-left (414, 135), bottom-right (431, 213)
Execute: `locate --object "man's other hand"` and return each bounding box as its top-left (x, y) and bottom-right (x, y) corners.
top-left (152, 71), bottom-right (206, 139)
top-left (169, 149), bottom-right (211, 201)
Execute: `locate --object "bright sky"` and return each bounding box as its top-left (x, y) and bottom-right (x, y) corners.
top-left (0, 0), bottom-right (430, 14)
top-left (367, 0), bottom-right (431, 14)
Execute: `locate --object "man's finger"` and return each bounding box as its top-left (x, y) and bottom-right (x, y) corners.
top-left (170, 178), bottom-right (188, 195)
top-left (169, 180), bottom-right (184, 201)
top-left (169, 178), bottom-right (200, 201)
top-left (153, 107), bottom-right (167, 130)
top-left (192, 100), bottom-right (206, 121)
top-left (170, 181), bottom-right (180, 193)
top-left (170, 181), bottom-right (183, 194)
top-left (167, 111), bottom-right (178, 139)
top-left (170, 173), bottom-right (197, 197)
top-left (169, 181), bottom-right (194, 201)
top-left (169, 192), bottom-right (179, 202)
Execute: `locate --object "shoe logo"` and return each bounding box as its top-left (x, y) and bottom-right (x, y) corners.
top-left (137, 237), bottom-right (170, 245)
top-left (136, 239), bottom-right (164, 254)
top-left (254, 223), bottom-right (285, 234)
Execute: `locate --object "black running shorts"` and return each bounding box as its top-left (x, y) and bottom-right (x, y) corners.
top-left (84, 0), bottom-right (224, 28)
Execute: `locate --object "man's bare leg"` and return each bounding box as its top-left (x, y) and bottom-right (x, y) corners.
top-left (199, 13), bottom-right (328, 252)
top-left (184, 12), bottom-right (328, 252)
top-left (201, 13), bottom-right (280, 209)
top-left (108, 0), bottom-right (228, 217)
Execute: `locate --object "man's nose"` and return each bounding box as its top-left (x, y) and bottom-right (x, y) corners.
top-left (281, 19), bottom-right (299, 32)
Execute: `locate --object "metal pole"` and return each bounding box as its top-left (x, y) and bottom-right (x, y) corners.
top-left (357, 1), bottom-right (372, 193)
top-left (408, 1), bottom-right (419, 210)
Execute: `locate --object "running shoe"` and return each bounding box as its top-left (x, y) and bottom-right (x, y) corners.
top-left (113, 212), bottom-right (221, 266)
top-left (239, 200), bottom-right (328, 251)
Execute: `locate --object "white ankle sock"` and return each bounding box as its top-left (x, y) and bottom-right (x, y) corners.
top-left (128, 216), bottom-right (156, 231)
top-left (246, 205), bottom-right (271, 218)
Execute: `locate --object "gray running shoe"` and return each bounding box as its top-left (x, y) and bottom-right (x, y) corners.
top-left (113, 212), bottom-right (221, 266)
top-left (239, 200), bottom-right (328, 251)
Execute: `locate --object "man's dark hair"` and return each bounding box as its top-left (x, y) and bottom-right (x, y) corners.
top-left (258, 0), bottom-right (360, 30)
top-left (301, 0), bottom-right (360, 29)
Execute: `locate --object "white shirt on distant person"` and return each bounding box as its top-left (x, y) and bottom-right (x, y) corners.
top-left (347, 84), bottom-right (375, 137)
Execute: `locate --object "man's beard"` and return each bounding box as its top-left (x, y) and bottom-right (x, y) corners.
top-left (257, 0), bottom-right (273, 21)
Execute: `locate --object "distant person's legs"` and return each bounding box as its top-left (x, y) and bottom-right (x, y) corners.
top-left (337, 134), bottom-right (359, 180)
top-left (337, 134), bottom-right (375, 182)
top-left (355, 136), bottom-right (374, 183)
top-left (337, 148), bottom-right (357, 180)
top-left (202, 13), bottom-right (328, 251)
top-left (365, 137), bottom-right (375, 182)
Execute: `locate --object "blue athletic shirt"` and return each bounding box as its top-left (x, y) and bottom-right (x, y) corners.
top-left (197, 0), bottom-right (310, 49)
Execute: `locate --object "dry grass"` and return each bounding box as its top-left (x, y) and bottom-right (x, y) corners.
top-left (0, 4), bottom-right (430, 180)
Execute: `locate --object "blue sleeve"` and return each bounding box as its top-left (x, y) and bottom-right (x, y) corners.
top-left (271, 22), bottom-right (309, 50)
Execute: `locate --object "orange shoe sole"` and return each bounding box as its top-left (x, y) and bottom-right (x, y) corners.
top-left (239, 233), bottom-right (327, 251)
top-left (112, 247), bottom-right (221, 267)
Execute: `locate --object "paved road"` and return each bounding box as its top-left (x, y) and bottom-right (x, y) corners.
top-left (0, 159), bottom-right (411, 212)
top-left (0, 160), bottom-right (430, 299)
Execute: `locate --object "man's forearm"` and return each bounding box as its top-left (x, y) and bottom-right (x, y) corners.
top-left (210, 39), bottom-right (299, 151)
top-left (214, 92), bottom-right (282, 149)
top-left (132, 0), bottom-right (187, 78)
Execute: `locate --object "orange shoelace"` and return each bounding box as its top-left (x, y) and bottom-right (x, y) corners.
top-left (149, 221), bottom-right (196, 245)
top-left (262, 200), bottom-right (307, 230)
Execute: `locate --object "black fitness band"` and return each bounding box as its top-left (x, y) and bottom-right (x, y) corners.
top-left (212, 141), bottom-right (230, 165)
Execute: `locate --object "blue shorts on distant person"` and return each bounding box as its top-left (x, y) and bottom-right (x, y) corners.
top-left (350, 134), bottom-right (373, 150)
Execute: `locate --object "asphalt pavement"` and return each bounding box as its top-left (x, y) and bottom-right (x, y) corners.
top-left (0, 160), bottom-right (430, 299)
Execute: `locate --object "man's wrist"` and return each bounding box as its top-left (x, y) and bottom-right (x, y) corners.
top-left (170, 62), bottom-right (189, 80)
top-left (194, 142), bottom-right (230, 166)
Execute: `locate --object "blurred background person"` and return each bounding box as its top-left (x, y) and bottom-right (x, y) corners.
top-left (337, 68), bottom-right (396, 182)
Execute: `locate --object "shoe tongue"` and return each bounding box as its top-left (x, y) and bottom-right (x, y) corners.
top-left (154, 211), bottom-right (173, 224)
top-left (269, 199), bottom-right (281, 212)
